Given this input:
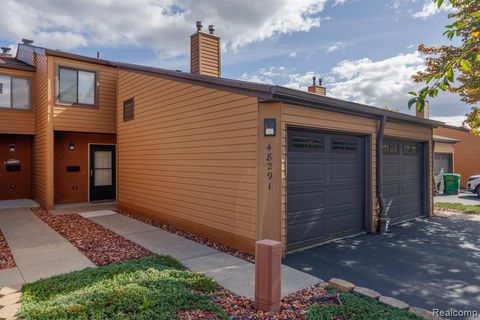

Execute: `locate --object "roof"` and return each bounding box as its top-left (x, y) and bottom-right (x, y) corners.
top-left (15, 44), bottom-right (443, 128)
top-left (0, 56), bottom-right (35, 71)
top-left (439, 123), bottom-right (471, 132)
top-left (433, 135), bottom-right (459, 143)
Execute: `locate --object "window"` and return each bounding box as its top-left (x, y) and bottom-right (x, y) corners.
top-left (383, 143), bottom-right (399, 154)
top-left (123, 98), bottom-right (134, 121)
top-left (58, 67), bottom-right (96, 105)
top-left (290, 136), bottom-right (323, 152)
top-left (403, 143), bottom-right (418, 155)
top-left (331, 139), bottom-right (357, 153)
top-left (0, 75), bottom-right (31, 110)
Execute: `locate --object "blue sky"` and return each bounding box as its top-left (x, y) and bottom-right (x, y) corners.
top-left (1, 0), bottom-right (473, 125)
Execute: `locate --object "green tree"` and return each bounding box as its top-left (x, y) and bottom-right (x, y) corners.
top-left (410, 0), bottom-right (480, 134)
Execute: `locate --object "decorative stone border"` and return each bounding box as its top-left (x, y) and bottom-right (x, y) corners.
top-left (0, 284), bottom-right (22, 320)
top-left (328, 278), bottom-right (443, 320)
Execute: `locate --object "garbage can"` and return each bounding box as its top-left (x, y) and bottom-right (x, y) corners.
top-left (443, 173), bottom-right (461, 195)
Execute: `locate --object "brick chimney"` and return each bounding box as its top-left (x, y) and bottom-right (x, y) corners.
top-left (307, 76), bottom-right (326, 96)
top-left (416, 100), bottom-right (430, 119)
top-left (191, 21), bottom-right (221, 77)
top-left (0, 47), bottom-right (12, 58)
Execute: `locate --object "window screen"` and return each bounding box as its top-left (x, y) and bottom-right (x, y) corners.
top-left (290, 136), bottom-right (323, 152)
top-left (123, 98), bottom-right (134, 121)
top-left (383, 143), bottom-right (399, 154)
top-left (58, 67), bottom-right (96, 105)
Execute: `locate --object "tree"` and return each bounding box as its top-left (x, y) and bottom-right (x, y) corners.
top-left (410, 0), bottom-right (480, 134)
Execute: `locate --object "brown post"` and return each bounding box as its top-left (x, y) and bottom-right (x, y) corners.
top-left (255, 239), bottom-right (282, 312)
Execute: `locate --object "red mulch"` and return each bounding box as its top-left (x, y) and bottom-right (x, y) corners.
top-left (0, 231), bottom-right (16, 270)
top-left (179, 284), bottom-right (340, 320)
top-left (116, 209), bottom-right (255, 263)
top-left (32, 207), bottom-right (154, 266)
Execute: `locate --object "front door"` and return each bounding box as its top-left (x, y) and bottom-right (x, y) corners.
top-left (89, 145), bottom-right (116, 201)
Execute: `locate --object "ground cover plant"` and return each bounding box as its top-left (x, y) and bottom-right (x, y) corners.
top-left (435, 202), bottom-right (480, 214)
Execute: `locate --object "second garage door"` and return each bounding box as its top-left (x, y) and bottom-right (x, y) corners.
top-left (287, 129), bottom-right (366, 251)
top-left (383, 139), bottom-right (425, 224)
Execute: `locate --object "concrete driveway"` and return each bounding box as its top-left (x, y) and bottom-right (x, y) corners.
top-left (435, 192), bottom-right (480, 205)
top-left (284, 216), bottom-right (480, 315)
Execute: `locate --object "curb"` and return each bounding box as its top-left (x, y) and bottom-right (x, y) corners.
top-left (0, 284), bottom-right (23, 320)
top-left (328, 278), bottom-right (444, 320)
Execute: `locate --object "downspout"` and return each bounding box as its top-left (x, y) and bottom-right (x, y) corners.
top-left (377, 115), bottom-right (389, 234)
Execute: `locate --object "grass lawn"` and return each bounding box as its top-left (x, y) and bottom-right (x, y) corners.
top-left (435, 202), bottom-right (480, 214)
top-left (308, 292), bottom-right (421, 320)
top-left (19, 256), bottom-right (226, 320)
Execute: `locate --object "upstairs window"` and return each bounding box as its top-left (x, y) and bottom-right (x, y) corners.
top-left (0, 75), bottom-right (32, 110)
top-left (123, 98), bottom-right (134, 121)
top-left (58, 67), bottom-right (96, 106)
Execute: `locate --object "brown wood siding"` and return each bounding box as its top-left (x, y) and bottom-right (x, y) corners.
top-left (0, 68), bottom-right (35, 134)
top-left (434, 141), bottom-right (454, 154)
top-left (190, 32), bottom-right (220, 77)
top-left (434, 127), bottom-right (480, 186)
top-left (276, 104), bottom-right (433, 249)
top-left (50, 57), bottom-right (117, 133)
top-left (116, 69), bottom-right (258, 254)
top-left (54, 132), bottom-right (116, 204)
top-left (31, 53), bottom-right (54, 208)
top-left (0, 134), bottom-right (32, 200)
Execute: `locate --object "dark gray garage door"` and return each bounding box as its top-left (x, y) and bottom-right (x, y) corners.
top-left (383, 139), bottom-right (424, 225)
top-left (287, 129), bottom-right (366, 251)
top-left (434, 153), bottom-right (452, 175)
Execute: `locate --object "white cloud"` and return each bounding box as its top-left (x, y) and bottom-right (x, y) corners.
top-left (412, 1), bottom-right (453, 19)
top-left (431, 116), bottom-right (466, 127)
top-left (332, 0), bottom-right (347, 6)
top-left (238, 52), bottom-right (426, 112)
top-left (289, 51), bottom-right (298, 58)
top-left (0, 0), bottom-right (327, 58)
top-left (326, 41), bottom-right (346, 52)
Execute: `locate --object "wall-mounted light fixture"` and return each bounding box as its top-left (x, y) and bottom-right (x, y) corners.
top-left (69, 143), bottom-right (75, 151)
top-left (8, 144), bottom-right (15, 152)
top-left (264, 119), bottom-right (276, 136)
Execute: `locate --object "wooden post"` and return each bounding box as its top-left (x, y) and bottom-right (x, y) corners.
top-left (255, 239), bottom-right (282, 312)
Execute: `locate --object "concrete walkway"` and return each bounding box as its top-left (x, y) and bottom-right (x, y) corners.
top-left (0, 207), bottom-right (94, 286)
top-left (434, 192), bottom-right (480, 205)
top-left (85, 210), bottom-right (322, 298)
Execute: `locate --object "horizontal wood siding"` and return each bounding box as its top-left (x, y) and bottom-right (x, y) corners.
top-left (117, 70), bottom-right (258, 254)
top-left (434, 126), bottom-right (480, 185)
top-left (434, 141), bottom-right (454, 154)
top-left (0, 68), bottom-right (35, 134)
top-left (50, 57), bottom-right (117, 133)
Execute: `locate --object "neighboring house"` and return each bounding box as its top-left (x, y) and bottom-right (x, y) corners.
top-left (434, 125), bottom-right (480, 186)
top-left (0, 26), bottom-right (441, 255)
top-left (433, 134), bottom-right (458, 176)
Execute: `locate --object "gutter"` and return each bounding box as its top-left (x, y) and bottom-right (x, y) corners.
top-left (377, 115), bottom-right (389, 234)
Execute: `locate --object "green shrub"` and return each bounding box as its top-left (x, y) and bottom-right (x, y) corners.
top-left (19, 256), bottom-right (225, 320)
top-left (307, 292), bottom-right (421, 320)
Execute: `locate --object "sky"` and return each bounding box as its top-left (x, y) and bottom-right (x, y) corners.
top-left (0, 0), bottom-right (474, 126)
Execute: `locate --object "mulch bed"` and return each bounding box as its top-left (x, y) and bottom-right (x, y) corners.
top-left (116, 209), bottom-right (255, 263)
top-left (179, 284), bottom-right (337, 320)
top-left (32, 208), bottom-right (153, 266)
top-left (0, 231), bottom-right (16, 270)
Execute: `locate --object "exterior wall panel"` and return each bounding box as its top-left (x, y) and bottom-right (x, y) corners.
top-left (116, 69), bottom-right (258, 254)
top-left (0, 134), bottom-right (32, 200)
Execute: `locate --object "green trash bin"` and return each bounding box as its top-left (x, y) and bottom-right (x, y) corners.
top-left (443, 173), bottom-right (461, 195)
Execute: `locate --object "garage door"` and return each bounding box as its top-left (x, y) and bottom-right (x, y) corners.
top-left (287, 129), bottom-right (365, 251)
top-left (383, 139), bottom-right (424, 224)
top-left (434, 153), bottom-right (452, 175)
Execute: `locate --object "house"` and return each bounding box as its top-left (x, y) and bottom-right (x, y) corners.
top-left (433, 134), bottom-right (458, 176)
top-left (434, 125), bottom-right (480, 187)
top-left (0, 25), bottom-right (441, 255)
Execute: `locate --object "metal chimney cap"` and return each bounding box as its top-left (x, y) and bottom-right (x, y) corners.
top-left (318, 78), bottom-right (323, 86)
top-left (21, 38), bottom-right (34, 45)
top-left (312, 76), bottom-right (317, 86)
top-left (196, 21), bottom-right (203, 32)
top-left (208, 25), bottom-right (215, 34)
top-left (1, 47), bottom-right (11, 54)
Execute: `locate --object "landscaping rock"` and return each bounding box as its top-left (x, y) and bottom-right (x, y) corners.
top-left (353, 286), bottom-right (381, 299)
top-left (0, 292), bottom-right (21, 306)
top-left (378, 296), bottom-right (409, 310)
top-left (409, 306), bottom-right (443, 320)
top-left (318, 281), bottom-right (329, 289)
top-left (0, 284), bottom-right (22, 296)
top-left (328, 278), bottom-right (355, 292)
top-left (0, 303), bottom-right (21, 319)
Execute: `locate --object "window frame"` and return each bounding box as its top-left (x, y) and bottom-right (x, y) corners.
top-left (331, 138), bottom-right (358, 154)
top-left (123, 97), bottom-right (135, 121)
top-left (56, 65), bottom-right (98, 108)
top-left (0, 74), bottom-right (32, 111)
top-left (383, 142), bottom-right (400, 155)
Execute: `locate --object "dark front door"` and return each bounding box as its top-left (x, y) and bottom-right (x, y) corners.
top-left (286, 129), bottom-right (366, 251)
top-left (90, 145), bottom-right (116, 201)
top-left (383, 139), bottom-right (424, 224)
